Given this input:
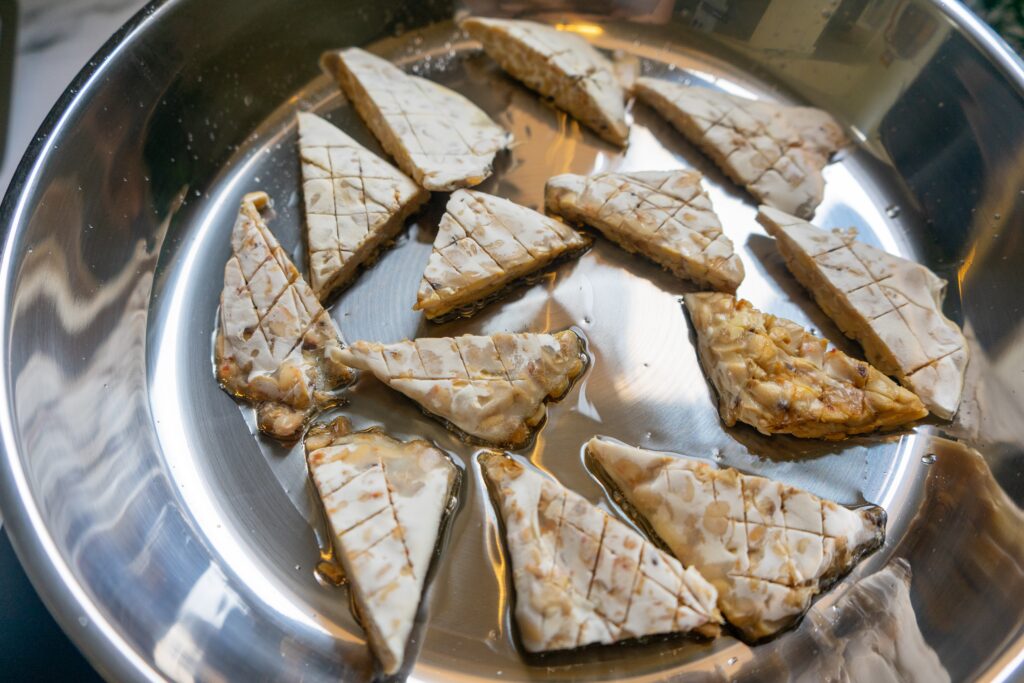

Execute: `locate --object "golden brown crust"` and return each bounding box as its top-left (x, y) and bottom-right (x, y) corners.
top-left (479, 452), bottom-right (722, 652)
top-left (545, 170), bottom-right (744, 291)
top-left (338, 331), bottom-right (587, 447)
top-left (322, 48), bottom-right (511, 191)
top-left (415, 190), bottom-right (590, 320)
top-left (587, 438), bottom-right (885, 640)
top-left (461, 17), bottom-right (628, 146)
top-left (635, 79), bottom-right (846, 219)
top-left (305, 420), bottom-right (458, 674)
top-left (684, 293), bottom-right (927, 439)
top-left (757, 206), bottom-right (968, 419)
top-left (214, 193), bottom-right (354, 440)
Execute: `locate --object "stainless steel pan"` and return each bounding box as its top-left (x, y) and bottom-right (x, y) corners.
top-left (1, 0), bottom-right (1023, 681)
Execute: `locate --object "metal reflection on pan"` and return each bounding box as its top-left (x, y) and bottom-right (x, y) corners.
top-left (0, 1), bottom-right (1023, 682)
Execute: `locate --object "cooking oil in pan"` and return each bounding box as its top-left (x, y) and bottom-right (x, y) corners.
top-left (184, 16), bottom-right (982, 681)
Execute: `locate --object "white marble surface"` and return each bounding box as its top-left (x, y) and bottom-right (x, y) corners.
top-left (0, 0), bottom-right (149, 195)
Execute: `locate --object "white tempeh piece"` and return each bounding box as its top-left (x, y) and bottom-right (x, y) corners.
top-left (586, 438), bottom-right (885, 641)
top-left (415, 189), bottom-right (590, 320)
top-left (298, 112), bottom-right (429, 301)
top-left (684, 292), bottom-right (927, 439)
top-left (215, 192), bottom-right (354, 439)
top-left (321, 47), bottom-right (512, 191)
top-left (758, 205), bottom-right (968, 419)
top-left (306, 418), bottom-right (458, 675)
top-left (461, 17), bottom-right (628, 146)
top-left (635, 78), bottom-right (846, 218)
top-left (545, 170), bottom-right (744, 292)
top-left (480, 452), bottom-right (722, 652)
top-left (338, 330), bottom-right (586, 447)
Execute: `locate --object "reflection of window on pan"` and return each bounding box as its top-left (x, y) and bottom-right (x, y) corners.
top-left (482, 0), bottom-right (673, 22)
top-left (683, 0), bottom-right (773, 41)
top-left (826, 0), bottom-right (871, 34)
top-left (885, 2), bottom-right (938, 59)
top-left (688, 0), bottom-right (729, 32)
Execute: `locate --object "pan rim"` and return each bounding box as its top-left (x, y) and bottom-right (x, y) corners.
top-left (0, 1), bottom-right (1021, 682)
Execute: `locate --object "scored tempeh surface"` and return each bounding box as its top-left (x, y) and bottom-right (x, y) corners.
top-left (461, 17), bottom-right (628, 146)
top-left (415, 190), bottom-right (590, 320)
top-left (587, 438), bottom-right (885, 641)
top-left (635, 78), bottom-right (847, 219)
top-left (338, 330), bottom-right (587, 447)
top-left (306, 417), bottom-right (458, 675)
top-left (545, 170), bottom-right (744, 292)
top-left (215, 191), bottom-right (354, 439)
top-left (480, 453), bottom-right (722, 652)
top-left (758, 206), bottom-right (968, 419)
top-left (322, 47), bottom-right (512, 191)
top-left (684, 292), bottom-right (927, 439)
top-left (298, 112), bottom-right (429, 301)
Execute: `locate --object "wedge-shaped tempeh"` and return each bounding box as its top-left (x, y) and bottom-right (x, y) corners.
top-left (321, 47), bottom-right (512, 191)
top-left (635, 78), bottom-right (846, 218)
top-left (684, 293), bottom-right (927, 439)
top-left (545, 170), bottom-right (744, 291)
top-left (306, 417), bottom-right (458, 675)
top-left (586, 438), bottom-right (885, 641)
top-left (461, 17), bottom-right (628, 146)
top-left (298, 112), bottom-right (429, 301)
top-left (758, 206), bottom-right (968, 419)
top-left (338, 331), bottom-right (586, 447)
top-left (480, 452), bottom-right (722, 652)
top-left (215, 192), bottom-right (355, 439)
top-left (415, 189), bottom-right (590, 320)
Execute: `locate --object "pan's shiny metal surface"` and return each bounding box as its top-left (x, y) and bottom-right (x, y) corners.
top-left (1, 0), bottom-right (1023, 681)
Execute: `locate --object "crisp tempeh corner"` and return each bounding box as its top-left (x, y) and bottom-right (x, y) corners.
top-left (337, 330), bottom-right (587, 447)
top-left (305, 417), bottom-right (458, 675)
top-left (214, 191), bottom-right (354, 439)
top-left (545, 170), bottom-right (744, 292)
top-left (460, 17), bottom-right (628, 146)
top-left (635, 78), bottom-right (846, 219)
top-left (415, 189), bottom-right (590, 321)
top-left (479, 452), bottom-right (722, 652)
top-left (757, 205), bottom-right (968, 419)
top-left (298, 112), bottom-right (429, 302)
top-left (321, 47), bottom-right (512, 191)
top-left (684, 292), bottom-right (927, 439)
top-left (585, 438), bottom-right (884, 641)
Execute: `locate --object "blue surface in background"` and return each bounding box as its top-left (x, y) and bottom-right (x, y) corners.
top-left (0, 529), bottom-right (103, 681)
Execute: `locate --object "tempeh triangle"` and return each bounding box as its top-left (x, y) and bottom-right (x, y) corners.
top-left (321, 47), bottom-right (512, 191)
top-left (758, 206), bottom-right (968, 419)
top-left (215, 191), bottom-right (354, 439)
top-left (479, 452), bottom-right (722, 653)
top-left (685, 292), bottom-right (927, 439)
top-left (635, 78), bottom-right (846, 218)
top-left (298, 112), bottom-right (429, 301)
top-left (415, 190), bottom-right (590, 321)
top-left (461, 17), bottom-right (628, 146)
top-left (306, 418), bottom-right (458, 675)
top-left (586, 438), bottom-right (885, 641)
top-left (546, 170), bottom-right (744, 291)
top-left (337, 330), bottom-right (586, 447)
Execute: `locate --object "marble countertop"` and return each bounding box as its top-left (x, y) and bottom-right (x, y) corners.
top-left (0, 0), bottom-right (149, 195)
